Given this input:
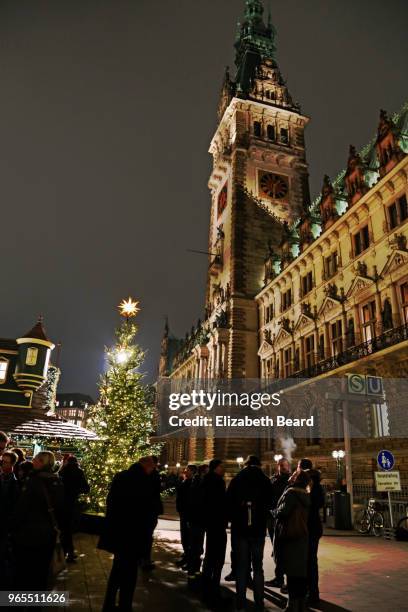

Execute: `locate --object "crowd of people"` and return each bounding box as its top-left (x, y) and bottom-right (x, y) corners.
top-left (99, 452), bottom-right (324, 612)
top-left (0, 430), bottom-right (89, 591)
top-left (0, 428), bottom-right (325, 612)
top-left (174, 455), bottom-right (324, 611)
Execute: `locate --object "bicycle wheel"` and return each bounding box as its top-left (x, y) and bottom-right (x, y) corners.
top-left (398, 517), bottom-right (408, 531)
top-left (372, 512), bottom-right (384, 536)
top-left (396, 517), bottom-right (408, 541)
top-left (356, 509), bottom-right (371, 534)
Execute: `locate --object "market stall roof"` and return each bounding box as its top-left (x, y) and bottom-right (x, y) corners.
top-left (0, 408), bottom-right (97, 440)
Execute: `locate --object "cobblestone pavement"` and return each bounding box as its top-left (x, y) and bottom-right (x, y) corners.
top-left (55, 519), bottom-right (408, 612)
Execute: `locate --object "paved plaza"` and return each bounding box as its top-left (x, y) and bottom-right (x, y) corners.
top-left (56, 519), bottom-right (408, 612)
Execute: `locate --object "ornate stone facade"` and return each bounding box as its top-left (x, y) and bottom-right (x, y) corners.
top-left (157, 1), bottom-right (408, 496)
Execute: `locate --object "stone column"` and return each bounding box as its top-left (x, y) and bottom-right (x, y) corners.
top-left (313, 328), bottom-right (319, 364)
top-left (390, 282), bottom-right (402, 327)
top-left (374, 291), bottom-right (382, 336)
top-left (353, 303), bottom-right (362, 345)
top-left (324, 322), bottom-right (331, 358)
top-left (300, 336), bottom-right (305, 370)
top-left (342, 307), bottom-right (348, 350)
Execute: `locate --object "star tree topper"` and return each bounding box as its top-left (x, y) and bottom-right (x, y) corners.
top-left (118, 297), bottom-right (140, 319)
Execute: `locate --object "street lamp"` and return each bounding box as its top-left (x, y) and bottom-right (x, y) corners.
top-left (274, 454), bottom-right (283, 462)
top-left (332, 449), bottom-right (345, 488)
top-left (236, 456), bottom-right (244, 469)
top-left (164, 464), bottom-right (169, 470)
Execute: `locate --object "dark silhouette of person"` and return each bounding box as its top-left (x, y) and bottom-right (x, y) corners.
top-left (272, 469), bottom-right (311, 611)
top-left (267, 457), bottom-right (291, 588)
top-left (201, 459), bottom-right (227, 605)
top-left (142, 455), bottom-right (164, 570)
top-left (59, 455), bottom-right (90, 562)
top-left (186, 463), bottom-right (208, 586)
top-left (99, 456), bottom-right (156, 611)
top-left (12, 451), bottom-right (64, 591)
top-left (0, 451), bottom-right (20, 589)
top-left (227, 455), bottom-right (273, 611)
top-left (305, 468), bottom-right (325, 606)
top-left (176, 464), bottom-right (197, 567)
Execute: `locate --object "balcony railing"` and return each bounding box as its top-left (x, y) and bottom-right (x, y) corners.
top-left (291, 323), bottom-right (408, 380)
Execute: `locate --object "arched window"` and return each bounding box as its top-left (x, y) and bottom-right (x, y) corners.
top-left (0, 358), bottom-right (9, 384)
top-left (267, 124), bottom-right (275, 141)
top-left (253, 121), bottom-right (262, 138)
top-left (280, 127), bottom-right (289, 144)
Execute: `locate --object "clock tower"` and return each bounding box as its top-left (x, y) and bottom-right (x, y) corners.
top-left (206, 0), bottom-right (311, 381)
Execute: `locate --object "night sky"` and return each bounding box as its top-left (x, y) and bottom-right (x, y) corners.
top-left (1, 0), bottom-right (407, 397)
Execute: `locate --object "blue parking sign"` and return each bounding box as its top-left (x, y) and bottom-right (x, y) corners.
top-left (377, 450), bottom-right (395, 471)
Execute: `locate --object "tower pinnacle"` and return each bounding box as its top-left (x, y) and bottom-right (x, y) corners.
top-left (244, 0), bottom-right (264, 23)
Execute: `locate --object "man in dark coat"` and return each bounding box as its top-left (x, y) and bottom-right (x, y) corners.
top-left (305, 468), bottom-right (325, 607)
top-left (12, 451), bottom-right (64, 591)
top-left (0, 451), bottom-right (20, 589)
top-left (59, 455), bottom-right (90, 562)
top-left (201, 459), bottom-right (227, 604)
top-left (176, 464), bottom-right (197, 567)
top-left (267, 457), bottom-right (291, 587)
top-left (227, 455), bottom-right (273, 611)
top-left (100, 456), bottom-right (156, 611)
top-left (142, 455), bottom-right (164, 570)
top-left (186, 463), bottom-right (208, 585)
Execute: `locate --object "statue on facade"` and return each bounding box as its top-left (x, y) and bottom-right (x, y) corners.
top-left (356, 260), bottom-right (368, 277)
top-left (298, 208), bottom-right (314, 252)
top-left (345, 145), bottom-right (368, 205)
top-left (279, 222), bottom-right (294, 269)
top-left (214, 309), bottom-right (228, 329)
top-left (319, 174), bottom-right (339, 229)
top-left (346, 318), bottom-right (355, 348)
top-left (264, 241), bottom-right (277, 284)
top-left (382, 298), bottom-right (393, 331)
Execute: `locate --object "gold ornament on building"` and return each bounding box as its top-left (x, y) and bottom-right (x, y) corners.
top-left (118, 297), bottom-right (140, 319)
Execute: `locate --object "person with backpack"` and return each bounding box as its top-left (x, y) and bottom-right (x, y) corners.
top-left (227, 455), bottom-right (273, 611)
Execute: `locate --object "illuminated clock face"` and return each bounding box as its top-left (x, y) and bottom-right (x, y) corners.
top-left (259, 172), bottom-right (289, 200)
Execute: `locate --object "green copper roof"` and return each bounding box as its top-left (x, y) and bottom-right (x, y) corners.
top-left (308, 101), bottom-right (408, 221)
top-left (235, 0), bottom-right (276, 95)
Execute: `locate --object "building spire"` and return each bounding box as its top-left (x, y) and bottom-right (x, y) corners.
top-left (235, 0), bottom-right (276, 64)
top-left (244, 0), bottom-right (264, 23)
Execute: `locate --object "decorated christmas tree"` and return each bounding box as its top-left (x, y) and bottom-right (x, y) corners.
top-left (82, 298), bottom-right (161, 511)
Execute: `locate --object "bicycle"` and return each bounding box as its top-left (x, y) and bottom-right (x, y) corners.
top-left (356, 498), bottom-right (385, 536)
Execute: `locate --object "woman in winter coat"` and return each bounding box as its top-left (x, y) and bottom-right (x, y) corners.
top-left (12, 451), bottom-right (64, 591)
top-left (272, 470), bottom-right (311, 612)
